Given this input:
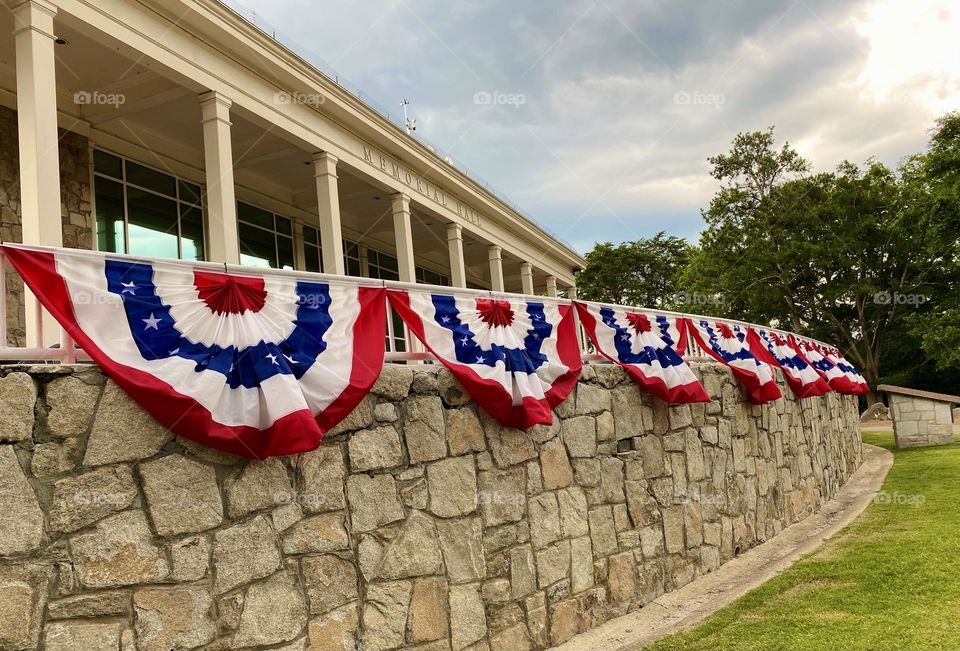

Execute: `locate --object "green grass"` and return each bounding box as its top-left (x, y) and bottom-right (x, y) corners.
top-left (645, 430), bottom-right (960, 651)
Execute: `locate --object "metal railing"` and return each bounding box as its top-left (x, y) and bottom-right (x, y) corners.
top-left (0, 246), bottom-right (836, 366)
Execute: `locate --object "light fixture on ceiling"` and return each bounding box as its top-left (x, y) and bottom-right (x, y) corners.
top-left (54, 37), bottom-right (68, 45)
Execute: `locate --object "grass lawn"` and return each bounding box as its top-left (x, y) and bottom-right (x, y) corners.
top-left (645, 430), bottom-right (960, 651)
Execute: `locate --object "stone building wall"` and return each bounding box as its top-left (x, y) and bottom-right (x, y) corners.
top-left (890, 393), bottom-right (954, 447)
top-left (0, 106), bottom-right (93, 346)
top-left (0, 361), bottom-right (862, 651)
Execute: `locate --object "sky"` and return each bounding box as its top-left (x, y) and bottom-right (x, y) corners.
top-left (234, 0), bottom-right (960, 254)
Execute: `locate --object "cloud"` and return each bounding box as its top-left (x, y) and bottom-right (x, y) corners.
top-left (237, 0), bottom-right (957, 254)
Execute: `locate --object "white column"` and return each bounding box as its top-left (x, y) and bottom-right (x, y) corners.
top-left (488, 245), bottom-right (504, 292)
top-left (391, 193), bottom-right (419, 355)
top-left (568, 283), bottom-right (578, 300)
top-left (199, 91), bottom-right (239, 263)
top-left (13, 0), bottom-right (62, 347)
top-left (546, 276), bottom-right (558, 298)
top-left (312, 151), bottom-right (344, 274)
top-left (520, 262), bottom-right (534, 295)
top-left (391, 193), bottom-right (415, 283)
top-left (446, 223), bottom-right (466, 288)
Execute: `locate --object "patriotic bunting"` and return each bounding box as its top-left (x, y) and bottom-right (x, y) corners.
top-left (788, 336), bottom-right (868, 395)
top-left (793, 337), bottom-right (870, 396)
top-left (685, 318), bottom-right (782, 404)
top-left (574, 302), bottom-right (709, 403)
top-left (822, 346), bottom-right (870, 395)
top-left (1, 243), bottom-right (872, 454)
top-left (388, 289), bottom-right (581, 428)
top-left (2, 244), bottom-right (386, 459)
top-left (746, 328), bottom-right (831, 399)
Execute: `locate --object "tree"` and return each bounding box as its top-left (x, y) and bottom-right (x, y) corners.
top-left (683, 123), bottom-right (960, 400)
top-left (577, 233), bottom-right (692, 308)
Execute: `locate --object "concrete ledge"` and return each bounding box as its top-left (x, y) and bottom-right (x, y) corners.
top-left (552, 443), bottom-right (894, 651)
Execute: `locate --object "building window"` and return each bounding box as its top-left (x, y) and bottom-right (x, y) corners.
top-left (343, 239), bottom-right (362, 277)
top-left (367, 248), bottom-right (400, 281)
top-left (237, 202), bottom-right (294, 270)
top-left (303, 226), bottom-right (322, 273)
top-left (93, 149), bottom-right (204, 260)
top-left (416, 267), bottom-right (449, 286)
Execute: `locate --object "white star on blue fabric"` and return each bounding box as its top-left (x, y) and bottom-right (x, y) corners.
top-left (266, 353), bottom-right (279, 365)
top-left (142, 313), bottom-right (161, 330)
top-left (283, 353), bottom-right (299, 365)
top-left (120, 281), bottom-right (137, 295)
top-left (441, 315), bottom-right (451, 323)
top-left (475, 355), bottom-right (485, 364)
top-left (168, 348), bottom-right (179, 355)
top-left (460, 336), bottom-right (470, 346)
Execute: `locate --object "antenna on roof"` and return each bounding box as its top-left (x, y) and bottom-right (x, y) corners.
top-left (400, 99), bottom-right (416, 135)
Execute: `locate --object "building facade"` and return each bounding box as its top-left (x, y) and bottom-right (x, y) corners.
top-left (0, 0), bottom-right (585, 349)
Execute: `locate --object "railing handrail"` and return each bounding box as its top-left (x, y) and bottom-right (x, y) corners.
top-left (0, 243), bottom-right (837, 364)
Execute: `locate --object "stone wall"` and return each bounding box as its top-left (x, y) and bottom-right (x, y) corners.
top-left (0, 361), bottom-right (862, 651)
top-left (0, 106), bottom-right (93, 346)
top-left (889, 393), bottom-right (954, 447)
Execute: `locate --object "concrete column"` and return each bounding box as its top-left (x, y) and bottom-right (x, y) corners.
top-left (391, 193), bottom-right (419, 355)
top-left (358, 243), bottom-right (370, 278)
top-left (520, 262), bottom-right (534, 295)
top-left (199, 91), bottom-right (239, 264)
top-left (13, 0), bottom-right (62, 346)
top-left (488, 245), bottom-right (504, 292)
top-left (391, 193), bottom-right (415, 283)
top-left (446, 223), bottom-right (466, 288)
top-left (292, 221), bottom-right (306, 270)
top-left (312, 151), bottom-right (345, 274)
top-left (568, 283), bottom-right (578, 300)
top-left (546, 276), bottom-right (558, 298)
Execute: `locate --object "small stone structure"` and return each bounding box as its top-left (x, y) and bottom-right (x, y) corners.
top-left (879, 384), bottom-right (958, 448)
top-left (0, 362), bottom-right (861, 651)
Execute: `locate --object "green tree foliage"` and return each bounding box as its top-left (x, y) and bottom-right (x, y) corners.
top-left (576, 233), bottom-right (692, 308)
top-left (682, 118), bottom-right (960, 395)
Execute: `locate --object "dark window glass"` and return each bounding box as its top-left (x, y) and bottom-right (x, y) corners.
top-left (390, 311), bottom-right (406, 352)
top-left (303, 226), bottom-right (319, 245)
top-left (94, 177), bottom-right (125, 253)
top-left (125, 161), bottom-right (177, 197)
top-left (178, 180), bottom-right (202, 205)
top-left (276, 216), bottom-right (293, 236)
top-left (345, 257), bottom-right (362, 277)
top-left (277, 236), bottom-right (295, 270)
top-left (93, 150), bottom-right (123, 179)
top-left (180, 204), bottom-right (205, 261)
top-left (304, 245), bottom-right (321, 273)
top-left (237, 202), bottom-right (274, 230)
top-left (238, 222), bottom-right (277, 268)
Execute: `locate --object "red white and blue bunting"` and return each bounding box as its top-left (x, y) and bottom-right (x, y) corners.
top-left (685, 318), bottom-right (782, 404)
top-left (2, 244), bottom-right (386, 459)
top-left (1, 243), bottom-right (874, 457)
top-left (574, 302), bottom-right (709, 404)
top-left (746, 327), bottom-right (831, 399)
top-left (388, 289), bottom-right (581, 428)
top-left (789, 336), bottom-right (870, 396)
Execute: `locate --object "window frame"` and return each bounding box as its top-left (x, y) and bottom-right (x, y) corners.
top-left (91, 148), bottom-right (204, 260)
top-left (236, 200), bottom-right (296, 271)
